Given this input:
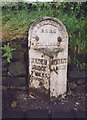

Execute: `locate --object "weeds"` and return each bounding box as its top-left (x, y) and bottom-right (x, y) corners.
top-left (0, 43), bottom-right (16, 62)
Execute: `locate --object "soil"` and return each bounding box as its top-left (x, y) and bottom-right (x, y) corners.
top-left (2, 79), bottom-right (86, 118)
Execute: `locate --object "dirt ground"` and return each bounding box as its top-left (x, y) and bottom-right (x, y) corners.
top-left (2, 78), bottom-right (86, 119)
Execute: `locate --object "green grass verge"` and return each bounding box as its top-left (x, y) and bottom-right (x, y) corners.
top-left (2, 2), bottom-right (87, 54)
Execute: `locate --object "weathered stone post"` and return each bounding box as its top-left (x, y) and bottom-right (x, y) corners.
top-left (28, 17), bottom-right (68, 99)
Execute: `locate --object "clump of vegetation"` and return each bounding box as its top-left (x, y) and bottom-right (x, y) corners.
top-left (0, 43), bottom-right (16, 62)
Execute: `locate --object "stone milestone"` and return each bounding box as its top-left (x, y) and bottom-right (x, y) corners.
top-left (28, 17), bottom-right (68, 98)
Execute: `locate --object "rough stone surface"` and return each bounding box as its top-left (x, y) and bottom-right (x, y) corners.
top-left (12, 51), bottom-right (25, 61)
top-left (21, 38), bottom-right (28, 48)
top-left (2, 59), bottom-right (8, 75)
top-left (69, 82), bottom-right (78, 90)
top-left (2, 77), bottom-right (27, 87)
top-left (69, 70), bottom-right (85, 79)
top-left (8, 61), bottom-right (27, 77)
top-left (75, 79), bottom-right (86, 86)
top-left (2, 68), bottom-right (8, 77)
top-left (2, 59), bottom-right (8, 67)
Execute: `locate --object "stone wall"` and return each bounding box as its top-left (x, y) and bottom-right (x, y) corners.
top-left (2, 38), bottom-right (28, 90)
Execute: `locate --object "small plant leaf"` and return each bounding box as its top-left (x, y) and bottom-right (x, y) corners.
top-left (2, 53), bottom-right (8, 57)
top-left (7, 57), bottom-right (11, 62)
top-left (1, 43), bottom-right (16, 63)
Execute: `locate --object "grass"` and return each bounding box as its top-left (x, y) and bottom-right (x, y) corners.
top-left (2, 2), bottom-right (87, 55)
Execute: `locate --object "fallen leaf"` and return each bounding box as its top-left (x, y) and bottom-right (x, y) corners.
top-left (11, 101), bottom-right (17, 108)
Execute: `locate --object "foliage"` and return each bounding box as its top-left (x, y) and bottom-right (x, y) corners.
top-left (0, 43), bottom-right (16, 62)
top-left (2, 2), bottom-right (87, 68)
